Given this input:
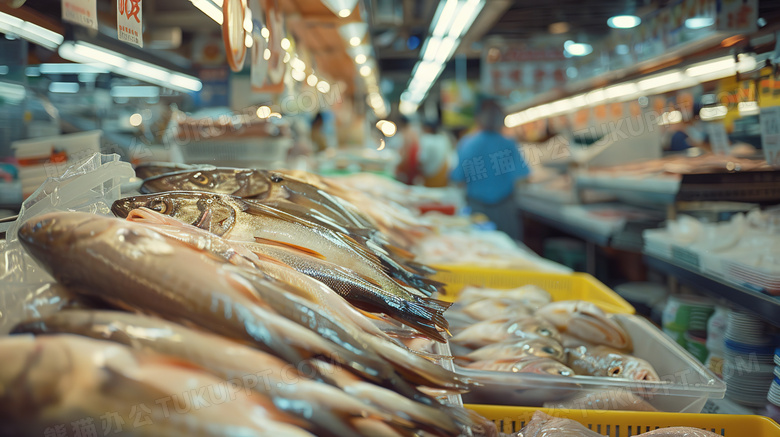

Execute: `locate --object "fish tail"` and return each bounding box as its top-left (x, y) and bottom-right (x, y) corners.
top-left (446, 405), bottom-right (500, 437)
top-left (300, 406), bottom-right (384, 437)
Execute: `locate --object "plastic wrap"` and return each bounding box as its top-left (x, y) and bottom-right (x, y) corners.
top-left (0, 153), bottom-right (134, 334)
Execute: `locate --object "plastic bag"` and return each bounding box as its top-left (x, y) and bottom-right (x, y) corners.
top-left (0, 153), bottom-right (134, 334)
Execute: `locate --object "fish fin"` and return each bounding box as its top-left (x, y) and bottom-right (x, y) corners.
top-left (252, 237), bottom-right (327, 260)
top-left (357, 309), bottom-right (388, 321)
top-left (338, 233), bottom-right (387, 267)
top-left (384, 244), bottom-right (416, 260)
top-left (194, 208), bottom-right (213, 230)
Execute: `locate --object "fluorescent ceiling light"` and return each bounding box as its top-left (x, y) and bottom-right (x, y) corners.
top-left (685, 17), bottom-right (714, 29)
top-left (399, 100), bottom-right (418, 115)
top-left (585, 89), bottom-right (605, 104)
top-left (564, 40), bottom-right (592, 56)
top-left (49, 82), bottom-right (79, 93)
top-left (699, 105), bottom-right (728, 120)
top-left (436, 36), bottom-right (457, 63)
top-left (449, 0), bottom-right (484, 39)
top-left (338, 22), bottom-right (368, 44)
top-left (431, 0), bottom-right (458, 37)
top-left (607, 15), bottom-right (641, 29)
top-left (0, 11), bottom-right (64, 50)
top-left (422, 36), bottom-right (442, 61)
top-left (0, 81), bottom-right (26, 102)
top-left (414, 61), bottom-right (443, 84)
top-left (605, 83), bottom-right (638, 99)
top-left (39, 63), bottom-right (108, 74)
top-left (58, 41), bottom-right (202, 92)
top-left (638, 71), bottom-right (682, 90)
top-left (190, 0), bottom-right (223, 24)
top-left (686, 57), bottom-right (734, 77)
top-left (321, 0), bottom-right (359, 17)
top-left (110, 86), bottom-right (160, 98)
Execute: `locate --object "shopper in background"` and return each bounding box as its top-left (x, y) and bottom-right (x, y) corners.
top-left (418, 120), bottom-right (452, 187)
top-left (310, 112), bottom-right (329, 153)
top-left (450, 98), bottom-right (530, 241)
top-left (395, 116), bottom-right (421, 185)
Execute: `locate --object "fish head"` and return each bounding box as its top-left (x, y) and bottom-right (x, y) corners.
top-left (517, 338), bottom-right (566, 361)
top-left (618, 356), bottom-right (661, 381)
top-left (505, 317), bottom-right (563, 343)
top-left (112, 192), bottom-right (238, 237)
top-left (512, 358), bottom-right (575, 377)
top-left (140, 168), bottom-right (270, 198)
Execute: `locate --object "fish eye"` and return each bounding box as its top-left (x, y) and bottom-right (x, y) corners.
top-left (270, 174), bottom-right (284, 183)
top-left (191, 173), bottom-right (209, 185)
top-left (608, 365), bottom-right (622, 376)
top-left (148, 199), bottom-right (169, 214)
top-left (539, 328), bottom-right (551, 336)
top-left (541, 346), bottom-right (556, 355)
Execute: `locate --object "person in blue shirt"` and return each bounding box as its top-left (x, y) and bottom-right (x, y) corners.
top-left (450, 98), bottom-right (530, 240)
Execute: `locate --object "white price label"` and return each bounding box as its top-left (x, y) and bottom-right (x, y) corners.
top-left (760, 107), bottom-right (780, 168)
top-left (62, 0), bottom-right (98, 30)
top-left (117, 0), bottom-right (143, 47)
top-left (706, 122), bottom-right (730, 155)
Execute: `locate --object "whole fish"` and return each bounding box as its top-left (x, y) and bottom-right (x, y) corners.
top-left (139, 169), bottom-right (442, 293)
top-left (16, 212), bottom-right (428, 396)
top-left (0, 334), bottom-right (313, 437)
top-left (122, 208), bottom-right (469, 393)
top-left (312, 360), bottom-right (499, 437)
top-left (124, 207), bottom-right (392, 341)
top-left (140, 168), bottom-right (372, 229)
top-left (110, 192), bottom-right (450, 331)
top-left (537, 301), bottom-right (632, 351)
top-left (134, 162), bottom-right (213, 180)
top-left (515, 411), bottom-right (604, 437)
top-left (451, 316), bottom-right (562, 349)
top-left (458, 298), bottom-right (534, 321)
top-left (458, 285), bottom-right (552, 310)
top-left (11, 310), bottom-right (429, 437)
top-left (465, 337), bottom-right (565, 362)
top-left (566, 345), bottom-right (660, 381)
top-left (466, 357), bottom-right (575, 377)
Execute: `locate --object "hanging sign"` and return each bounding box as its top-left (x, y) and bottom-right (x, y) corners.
top-left (117, 0), bottom-right (143, 47)
top-left (706, 122), bottom-right (730, 155)
top-left (760, 106), bottom-right (780, 168)
top-left (223, 0), bottom-right (247, 72)
top-left (62, 0), bottom-right (98, 30)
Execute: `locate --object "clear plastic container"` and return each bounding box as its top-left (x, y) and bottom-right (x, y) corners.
top-left (455, 314), bottom-right (726, 413)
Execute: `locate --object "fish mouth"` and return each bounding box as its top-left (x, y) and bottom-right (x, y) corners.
top-left (111, 199), bottom-right (137, 218)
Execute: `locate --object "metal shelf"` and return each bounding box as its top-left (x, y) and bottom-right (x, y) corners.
top-left (644, 254), bottom-right (780, 328)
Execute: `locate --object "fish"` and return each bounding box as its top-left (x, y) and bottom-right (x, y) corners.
top-left (457, 298), bottom-right (534, 321)
top-left (123, 208), bottom-right (469, 393)
top-left (536, 301), bottom-right (632, 351)
top-left (311, 360), bottom-right (499, 437)
top-left (124, 207), bottom-right (392, 341)
top-left (458, 285), bottom-right (552, 310)
top-left (451, 316), bottom-right (562, 349)
top-left (544, 389), bottom-right (658, 412)
top-left (17, 212), bottom-right (429, 392)
top-left (11, 310), bottom-right (428, 437)
top-left (465, 337), bottom-right (566, 363)
top-left (466, 357), bottom-right (575, 377)
top-left (515, 411), bottom-right (604, 437)
top-left (139, 168), bottom-right (442, 294)
top-left (134, 162), bottom-right (213, 180)
top-left (110, 192), bottom-right (451, 337)
top-left (566, 345), bottom-right (660, 381)
top-left (0, 334), bottom-right (314, 437)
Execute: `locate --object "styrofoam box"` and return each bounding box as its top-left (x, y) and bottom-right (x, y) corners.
top-left (11, 131), bottom-right (102, 159)
top-left (455, 315), bottom-right (725, 413)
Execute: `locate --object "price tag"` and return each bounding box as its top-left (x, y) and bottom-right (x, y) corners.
top-left (760, 106), bottom-right (780, 168)
top-left (706, 122), bottom-right (730, 155)
top-left (62, 0), bottom-right (98, 30)
top-left (117, 0), bottom-right (143, 47)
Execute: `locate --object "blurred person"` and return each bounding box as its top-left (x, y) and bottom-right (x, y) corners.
top-left (395, 116), bottom-right (421, 185)
top-left (310, 112), bottom-right (329, 153)
top-left (418, 120), bottom-right (452, 187)
top-left (450, 98), bottom-right (530, 241)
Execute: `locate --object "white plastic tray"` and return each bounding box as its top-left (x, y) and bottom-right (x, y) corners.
top-left (454, 314), bottom-right (725, 413)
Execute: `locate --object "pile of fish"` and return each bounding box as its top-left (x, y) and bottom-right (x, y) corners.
top-left (448, 286), bottom-right (660, 383)
top-left (515, 411), bottom-right (721, 437)
top-left (1, 163), bottom-right (503, 436)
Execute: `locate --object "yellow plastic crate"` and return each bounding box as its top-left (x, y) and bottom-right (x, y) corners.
top-left (432, 266), bottom-right (635, 315)
top-left (467, 405), bottom-right (780, 436)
